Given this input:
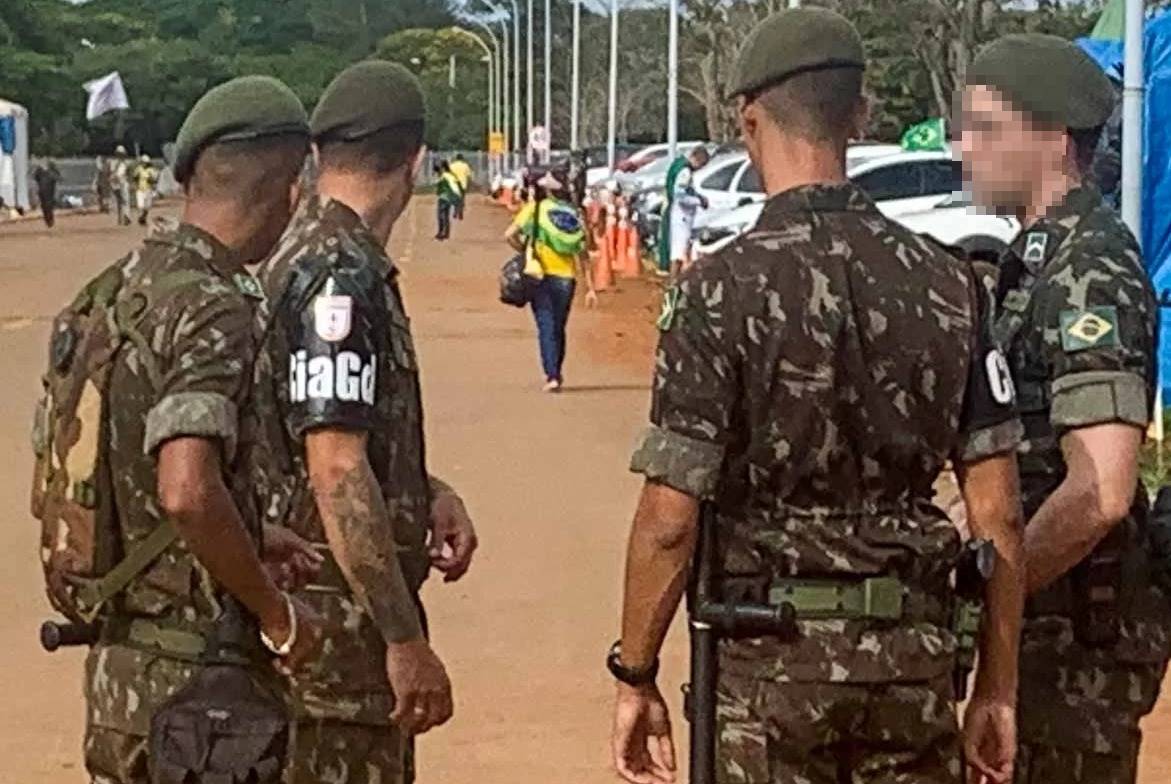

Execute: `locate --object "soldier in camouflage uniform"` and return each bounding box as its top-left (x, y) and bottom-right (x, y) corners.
top-left (82, 76), bottom-right (322, 783)
top-left (251, 62), bottom-right (478, 783)
top-left (959, 35), bottom-right (1171, 784)
top-left (609, 9), bottom-right (1027, 784)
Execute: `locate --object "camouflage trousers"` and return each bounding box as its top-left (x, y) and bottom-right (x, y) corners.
top-left (83, 642), bottom-right (407, 784)
top-left (1014, 636), bottom-right (1168, 784)
top-left (716, 672), bottom-right (962, 783)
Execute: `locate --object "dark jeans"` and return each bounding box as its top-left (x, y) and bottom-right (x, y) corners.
top-left (437, 199), bottom-right (452, 239)
top-left (454, 198), bottom-right (464, 220)
top-left (530, 276), bottom-right (576, 382)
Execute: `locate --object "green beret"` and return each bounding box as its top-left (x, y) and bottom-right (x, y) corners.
top-left (966, 34), bottom-right (1115, 129)
top-left (728, 7), bottom-right (864, 99)
top-left (173, 75), bottom-right (309, 184)
top-left (311, 61), bottom-right (426, 142)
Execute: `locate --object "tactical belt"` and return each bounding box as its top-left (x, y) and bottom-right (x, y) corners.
top-left (101, 617), bottom-right (255, 666)
top-left (720, 575), bottom-right (950, 627)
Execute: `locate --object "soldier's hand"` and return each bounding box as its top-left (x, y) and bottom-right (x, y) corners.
top-left (269, 595), bottom-right (324, 677)
top-left (262, 524), bottom-right (324, 591)
top-left (585, 289), bottom-right (599, 309)
top-left (962, 696), bottom-right (1016, 784)
top-left (386, 639), bottom-right (454, 735)
top-left (429, 491), bottom-right (478, 583)
top-left (612, 683), bottom-right (676, 784)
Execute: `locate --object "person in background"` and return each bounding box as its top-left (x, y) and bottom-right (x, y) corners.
top-left (111, 145), bottom-right (132, 226)
top-left (435, 159), bottom-right (462, 240)
top-left (93, 156), bottom-right (112, 213)
top-left (450, 153), bottom-right (472, 219)
top-left (658, 145), bottom-right (710, 278)
top-left (33, 158), bottom-right (61, 228)
top-left (134, 154), bottom-right (159, 226)
top-left (504, 168), bottom-right (598, 392)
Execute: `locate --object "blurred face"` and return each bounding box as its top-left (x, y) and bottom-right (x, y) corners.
top-left (957, 85), bottom-right (1067, 213)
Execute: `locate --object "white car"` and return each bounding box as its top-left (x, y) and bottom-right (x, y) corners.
top-left (692, 150), bottom-right (1019, 259)
top-left (586, 141), bottom-right (706, 187)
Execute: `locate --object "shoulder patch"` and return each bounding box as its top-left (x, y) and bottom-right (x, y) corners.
top-left (1060, 306), bottom-right (1120, 353)
top-left (984, 349), bottom-right (1015, 405)
top-left (657, 286), bottom-right (681, 332)
top-left (314, 294), bottom-right (353, 342)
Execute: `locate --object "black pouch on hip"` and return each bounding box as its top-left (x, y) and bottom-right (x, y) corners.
top-left (148, 601), bottom-right (289, 784)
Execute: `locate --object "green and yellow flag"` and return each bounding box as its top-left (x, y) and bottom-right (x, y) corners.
top-left (900, 117), bottom-right (947, 152)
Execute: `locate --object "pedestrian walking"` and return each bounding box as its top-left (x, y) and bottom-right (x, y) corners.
top-left (32, 158), bottom-right (60, 228)
top-left (959, 34), bottom-right (1171, 784)
top-left (32, 75), bottom-right (323, 784)
top-left (111, 145), bottom-right (132, 226)
top-left (134, 154), bottom-right (158, 226)
top-left (435, 159), bottom-right (461, 240)
top-left (251, 60), bottom-right (478, 783)
top-left (610, 9), bottom-right (1026, 784)
top-left (658, 146), bottom-right (710, 277)
top-left (504, 168), bottom-right (598, 392)
top-left (93, 156), bottom-right (112, 213)
top-left (450, 153), bottom-right (472, 219)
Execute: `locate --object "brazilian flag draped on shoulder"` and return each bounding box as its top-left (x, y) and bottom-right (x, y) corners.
top-left (526, 198), bottom-right (585, 255)
top-left (901, 118), bottom-right (947, 152)
top-left (438, 171), bottom-right (464, 205)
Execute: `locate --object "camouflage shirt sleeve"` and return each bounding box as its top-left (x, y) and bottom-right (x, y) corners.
top-left (954, 267), bottom-right (1023, 463)
top-left (143, 282), bottom-right (252, 461)
top-left (1040, 238), bottom-right (1154, 432)
top-left (282, 260), bottom-right (388, 438)
top-left (630, 262), bottom-right (737, 499)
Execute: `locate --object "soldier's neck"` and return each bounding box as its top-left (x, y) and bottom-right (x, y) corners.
top-left (179, 204), bottom-right (250, 268)
top-left (759, 140), bottom-right (848, 196)
top-left (317, 172), bottom-right (409, 247)
top-left (1022, 170), bottom-right (1081, 226)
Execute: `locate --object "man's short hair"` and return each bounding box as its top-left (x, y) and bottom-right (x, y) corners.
top-left (188, 134), bottom-right (308, 202)
top-left (1069, 125), bottom-right (1104, 177)
top-left (754, 67), bottom-right (864, 142)
top-left (317, 120), bottom-right (425, 175)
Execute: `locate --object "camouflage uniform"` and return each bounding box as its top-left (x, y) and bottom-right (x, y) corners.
top-left (251, 195), bottom-right (433, 784)
top-left (630, 183), bottom-right (1021, 783)
top-left (83, 224), bottom-right (269, 783)
top-left (992, 185), bottom-right (1171, 784)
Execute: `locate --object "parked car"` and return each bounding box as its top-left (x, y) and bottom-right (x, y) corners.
top-left (691, 150), bottom-right (1019, 259)
top-left (586, 140), bottom-right (708, 187)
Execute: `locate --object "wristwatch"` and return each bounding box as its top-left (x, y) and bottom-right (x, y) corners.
top-left (260, 593), bottom-right (298, 657)
top-left (606, 641), bottom-right (659, 686)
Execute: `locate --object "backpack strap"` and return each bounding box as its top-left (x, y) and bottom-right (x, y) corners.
top-left (74, 518), bottom-right (179, 620)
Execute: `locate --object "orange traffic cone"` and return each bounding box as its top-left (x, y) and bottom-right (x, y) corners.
top-left (623, 213), bottom-right (641, 277)
top-left (598, 203), bottom-right (616, 289)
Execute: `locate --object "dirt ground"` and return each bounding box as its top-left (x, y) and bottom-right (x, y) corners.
top-left (1, 196), bottom-right (1170, 783)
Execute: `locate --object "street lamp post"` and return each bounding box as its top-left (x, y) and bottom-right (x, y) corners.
top-left (527, 0), bottom-right (534, 162)
top-left (465, 19), bottom-right (503, 179)
top-left (544, 0), bottom-right (551, 162)
top-left (606, 0), bottom-right (619, 171)
top-left (667, 0), bottom-right (678, 161)
top-left (451, 27), bottom-right (497, 180)
top-left (570, 0), bottom-right (581, 151)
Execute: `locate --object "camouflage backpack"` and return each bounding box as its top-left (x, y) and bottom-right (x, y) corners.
top-left (30, 263), bottom-right (197, 624)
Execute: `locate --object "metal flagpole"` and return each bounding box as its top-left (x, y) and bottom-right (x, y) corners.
top-left (606, 0), bottom-right (619, 171)
top-left (667, 0), bottom-right (678, 160)
top-left (1120, 0), bottom-right (1159, 457)
top-left (570, 0), bottom-right (581, 151)
top-left (527, 0), bottom-right (534, 162)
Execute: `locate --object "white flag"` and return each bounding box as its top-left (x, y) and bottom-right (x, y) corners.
top-left (83, 72), bottom-right (130, 121)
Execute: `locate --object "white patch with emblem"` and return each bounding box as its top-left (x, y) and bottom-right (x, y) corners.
top-left (985, 348), bottom-right (1015, 405)
top-left (313, 295), bottom-right (353, 342)
top-left (1023, 232), bottom-right (1048, 265)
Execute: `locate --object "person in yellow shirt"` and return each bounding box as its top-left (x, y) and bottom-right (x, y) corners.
top-left (504, 168), bottom-right (598, 392)
top-left (450, 153), bottom-right (472, 220)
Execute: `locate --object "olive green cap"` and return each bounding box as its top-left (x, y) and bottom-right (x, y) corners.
top-left (173, 75), bottom-right (308, 184)
top-left (966, 34), bottom-right (1115, 129)
top-left (728, 7), bottom-right (865, 99)
top-left (310, 60), bottom-right (426, 142)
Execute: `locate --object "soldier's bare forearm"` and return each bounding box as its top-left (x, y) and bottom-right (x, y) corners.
top-left (956, 453), bottom-right (1025, 703)
top-left (619, 482), bottom-right (700, 670)
top-left (307, 432), bottom-right (422, 644)
top-left (157, 437), bottom-right (288, 635)
top-left (1024, 424), bottom-right (1142, 593)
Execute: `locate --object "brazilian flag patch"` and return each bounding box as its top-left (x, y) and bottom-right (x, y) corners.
top-left (1060, 306), bottom-right (1120, 352)
top-left (657, 286), bottom-right (681, 332)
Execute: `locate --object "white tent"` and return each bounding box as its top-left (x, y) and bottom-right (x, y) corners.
top-left (0, 98), bottom-right (30, 212)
